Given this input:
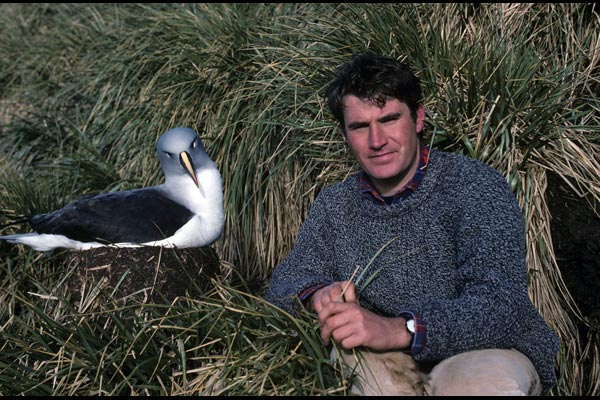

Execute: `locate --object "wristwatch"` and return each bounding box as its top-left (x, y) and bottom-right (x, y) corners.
top-left (405, 318), bottom-right (416, 340)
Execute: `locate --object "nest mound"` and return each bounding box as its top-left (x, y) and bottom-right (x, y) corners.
top-left (64, 246), bottom-right (221, 304)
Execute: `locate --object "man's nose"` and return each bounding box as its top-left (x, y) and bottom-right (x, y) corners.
top-left (368, 124), bottom-right (387, 149)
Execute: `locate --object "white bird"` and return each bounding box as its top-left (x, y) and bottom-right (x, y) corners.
top-left (0, 127), bottom-right (224, 252)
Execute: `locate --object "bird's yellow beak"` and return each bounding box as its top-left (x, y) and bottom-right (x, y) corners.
top-left (179, 151), bottom-right (199, 188)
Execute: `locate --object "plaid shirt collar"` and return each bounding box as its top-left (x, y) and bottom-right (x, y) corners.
top-left (359, 142), bottom-right (429, 205)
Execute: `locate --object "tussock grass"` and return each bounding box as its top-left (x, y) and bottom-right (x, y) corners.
top-left (1, 3), bottom-right (599, 395)
top-left (0, 272), bottom-right (346, 395)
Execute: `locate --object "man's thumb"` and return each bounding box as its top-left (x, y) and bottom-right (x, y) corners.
top-left (342, 281), bottom-right (358, 304)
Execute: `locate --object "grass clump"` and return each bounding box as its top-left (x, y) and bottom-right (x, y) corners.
top-left (0, 263), bottom-right (346, 395)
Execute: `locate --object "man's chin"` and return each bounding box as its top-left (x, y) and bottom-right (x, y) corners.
top-left (363, 167), bottom-right (410, 189)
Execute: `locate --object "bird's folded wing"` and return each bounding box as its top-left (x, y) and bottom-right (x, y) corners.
top-left (30, 188), bottom-right (195, 244)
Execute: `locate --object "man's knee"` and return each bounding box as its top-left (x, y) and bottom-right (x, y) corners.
top-left (425, 349), bottom-right (541, 396)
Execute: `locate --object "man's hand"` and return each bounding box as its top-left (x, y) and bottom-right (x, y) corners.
top-left (312, 281), bottom-right (412, 351)
top-left (311, 280), bottom-right (358, 313)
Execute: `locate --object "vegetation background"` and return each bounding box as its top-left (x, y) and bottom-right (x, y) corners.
top-left (0, 3), bottom-right (598, 396)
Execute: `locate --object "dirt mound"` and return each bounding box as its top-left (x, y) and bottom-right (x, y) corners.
top-left (64, 246), bottom-right (221, 304)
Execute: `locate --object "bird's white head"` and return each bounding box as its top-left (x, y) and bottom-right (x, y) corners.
top-left (157, 127), bottom-right (216, 189)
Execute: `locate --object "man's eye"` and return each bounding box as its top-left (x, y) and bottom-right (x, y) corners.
top-left (350, 125), bottom-right (369, 133)
top-left (381, 117), bottom-right (399, 124)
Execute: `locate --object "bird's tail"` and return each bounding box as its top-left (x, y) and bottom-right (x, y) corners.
top-left (0, 232), bottom-right (56, 252)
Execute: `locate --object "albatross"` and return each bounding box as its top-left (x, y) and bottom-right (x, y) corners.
top-left (0, 127), bottom-right (224, 251)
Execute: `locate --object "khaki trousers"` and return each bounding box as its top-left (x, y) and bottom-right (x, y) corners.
top-left (332, 347), bottom-right (542, 396)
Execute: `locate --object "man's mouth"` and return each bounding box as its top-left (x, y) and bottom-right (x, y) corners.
top-left (369, 151), bottom-right (395, 160)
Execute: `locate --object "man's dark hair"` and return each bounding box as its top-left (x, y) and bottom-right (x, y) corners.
top-left (324, 54), bottom-right (423, 131)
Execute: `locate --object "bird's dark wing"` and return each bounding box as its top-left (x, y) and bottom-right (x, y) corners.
top-left (30, 188), bottom-right (195, 244)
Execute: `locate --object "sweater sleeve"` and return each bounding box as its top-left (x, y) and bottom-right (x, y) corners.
top-left (265, 189), bottom-right (335, 314)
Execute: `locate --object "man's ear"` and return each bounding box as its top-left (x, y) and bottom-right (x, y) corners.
top-left (416, 105), bottom-right (425, 133)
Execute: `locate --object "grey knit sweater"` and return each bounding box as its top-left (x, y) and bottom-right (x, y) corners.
top-left (265, 149), bottom-right (559, 393)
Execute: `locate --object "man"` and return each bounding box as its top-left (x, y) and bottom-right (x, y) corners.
top-left (265, 54), bottom-right (559, 395)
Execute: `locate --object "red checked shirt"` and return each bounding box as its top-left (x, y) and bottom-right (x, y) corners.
top-left (299, 141), bottom-right (430, 355)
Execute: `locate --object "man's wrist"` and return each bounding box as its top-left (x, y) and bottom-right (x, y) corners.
top-left (389, 317), bottom-right (415, 350)
top-left (299, 282), bottom-right (329, 301)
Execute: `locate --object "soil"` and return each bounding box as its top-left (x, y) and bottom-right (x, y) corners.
top-left (546, 171), bottom-right (600, 333)
top-left (64, 246), bottom-right (221, 304)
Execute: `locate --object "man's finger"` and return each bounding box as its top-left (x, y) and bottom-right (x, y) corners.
top-left (330, 284), bottom-right (344, 302)
top-left (341, 281), bottom-right (357, 303)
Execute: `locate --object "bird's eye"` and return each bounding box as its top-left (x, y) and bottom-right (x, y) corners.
top-left (163, 151), bottom-right (172, 159)
top-left (192, 139), bottom-right (197, 149)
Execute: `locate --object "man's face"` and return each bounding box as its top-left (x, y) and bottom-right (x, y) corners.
top-left (342, 95), bottom-right (425, 196)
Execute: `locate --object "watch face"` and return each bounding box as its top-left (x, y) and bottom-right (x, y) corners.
top-left (406, 319), bottom-right (416, 334)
